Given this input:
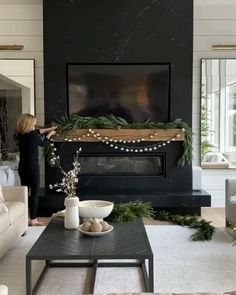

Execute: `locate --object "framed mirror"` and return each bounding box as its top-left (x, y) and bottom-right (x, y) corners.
top-left (0, 58), bottom-right (35, 164)
top-left (201, 58), bottom-right (236, 169)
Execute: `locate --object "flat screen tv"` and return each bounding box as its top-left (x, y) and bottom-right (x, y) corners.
top-left (67, 63), bottom-right (170, 122)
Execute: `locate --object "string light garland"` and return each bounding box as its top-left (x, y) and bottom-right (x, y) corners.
top-left (46, 115), bottom-right (192, 166)
top-left (56, 127), bottom-right (185, 153)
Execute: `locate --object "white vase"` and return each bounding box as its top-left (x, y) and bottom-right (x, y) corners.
top-left (64, 196), bottom-right (79, 229)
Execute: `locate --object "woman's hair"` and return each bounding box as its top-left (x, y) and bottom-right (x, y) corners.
top-left (16, 113), bottom-right (36, 134)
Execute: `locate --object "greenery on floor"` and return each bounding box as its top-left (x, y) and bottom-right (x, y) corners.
top-left (106, 201), bottom-right (156, 223)
top-left (155, 211), bottom-right (215, 241)
top-left (106, 201), bottom-right (215, 241)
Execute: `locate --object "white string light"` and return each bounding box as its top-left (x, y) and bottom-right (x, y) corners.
top-left (57, 128), bottom-right (185, 153)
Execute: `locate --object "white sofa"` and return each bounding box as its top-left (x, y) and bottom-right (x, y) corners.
top-left (0, 284), bottom-right (8, 295)
top-left (0, 186), bottom-right (28, 258)
top-left (106, 292), bottom-right (236, 295)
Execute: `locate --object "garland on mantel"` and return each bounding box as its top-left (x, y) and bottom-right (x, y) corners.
top-left (53, 114), bottom-right (193, 166)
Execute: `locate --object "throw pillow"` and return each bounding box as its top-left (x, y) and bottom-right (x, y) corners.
top-left (0, 166), bottom-right (15, 186)
top-left (203, 152), bottom-right (226, 163)
top-left (0, 185), bottom-right (8, 213)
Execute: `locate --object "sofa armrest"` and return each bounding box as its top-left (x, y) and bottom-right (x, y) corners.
top-left (2, 186), bottom-right (28, 204)
top-left (225, 179), bottom-right (236, 221)
top-left (226, 179), bottom-right (236, 198)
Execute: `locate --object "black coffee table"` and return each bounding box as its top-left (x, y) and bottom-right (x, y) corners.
top-left (26, 217), bottom-right (154, 294)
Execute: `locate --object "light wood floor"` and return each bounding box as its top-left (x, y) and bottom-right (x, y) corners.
top-left (201, 207), bottom-right (225, 227)
top-left (142, 207), bottom-right (225, 227)
top-left (39, 207), bottom-right (226, 227)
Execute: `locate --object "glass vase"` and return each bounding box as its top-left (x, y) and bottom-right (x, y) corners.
top-left (64, 196), bottom-right (79, 229)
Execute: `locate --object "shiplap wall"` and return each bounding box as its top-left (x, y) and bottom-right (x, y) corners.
top-left (0, 0), bottom-right (44, 185)
top-left (193, 0), bottom-right (236, 207)
top-left (0, 0), bottom-right (236, 205)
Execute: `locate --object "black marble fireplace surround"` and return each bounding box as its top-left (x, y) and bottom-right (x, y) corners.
top-left (41, 0), bottom-right (211, 215)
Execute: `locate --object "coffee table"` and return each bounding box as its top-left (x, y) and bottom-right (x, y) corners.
top-left (26, 217), bottom-right (154, 294)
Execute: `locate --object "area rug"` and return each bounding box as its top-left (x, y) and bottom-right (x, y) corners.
top-left (0, 225), bottom-right (236, 295)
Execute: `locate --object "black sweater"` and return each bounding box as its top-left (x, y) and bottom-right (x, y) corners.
top-left (17, 130), bottom-right (44, 167)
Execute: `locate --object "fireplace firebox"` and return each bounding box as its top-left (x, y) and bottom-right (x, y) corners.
top-left (80, 154), bottom-right (165, 176)
top-left (45, 141), bottom-right (189, 196)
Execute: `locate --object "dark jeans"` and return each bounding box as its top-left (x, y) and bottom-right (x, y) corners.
top-left (18, 162), bottom-right (40, 219)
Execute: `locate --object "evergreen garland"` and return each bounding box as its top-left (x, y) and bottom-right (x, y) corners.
top-left (55, 114), bottom-right (193, 166)
top-left (154, 211), bottom-right (215, 241)
top-left (106, 201), bottom-right (215, 241)
top-left (106, 201), bottom-right (156, 223)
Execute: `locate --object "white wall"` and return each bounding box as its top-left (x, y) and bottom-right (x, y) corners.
top-left (0, 59), bottom-right (35, 114)
top-left (0, 0), bottom-right (44, 185)
top-left (194, 0), bottom-right (236, 207)
top-left (1, 0), bottom-right (235, 204)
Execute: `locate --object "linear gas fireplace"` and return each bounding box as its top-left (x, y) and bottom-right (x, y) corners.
top-left (80, 154), bottom-right (165, 176)
top-left (45, 141), bottom-right (187, 196)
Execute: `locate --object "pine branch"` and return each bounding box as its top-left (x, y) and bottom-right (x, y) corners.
top-left (106, 201), bottom-right (155, 223)
top-left (54, 114), bottom-right (193, 166)
top-left (94, 202), bottom-right (215, 242)
top-left (155, 211), bottom-right (215, 241)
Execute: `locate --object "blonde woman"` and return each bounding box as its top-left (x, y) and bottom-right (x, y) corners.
top-left (16, 113), bottom-right (56, 226)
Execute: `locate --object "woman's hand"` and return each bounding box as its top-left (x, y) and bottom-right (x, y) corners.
top-left (38, 125), bottom-right (57, 134)
top-left (46, 130), bottom-right (57, 139)
top-left (46, 125), bottom-right (57, 133)
top-left (49, 125), bottom-right (57, 131)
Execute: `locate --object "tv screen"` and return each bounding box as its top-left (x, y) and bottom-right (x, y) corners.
top-left (67, 63), bottom-right (170, 122)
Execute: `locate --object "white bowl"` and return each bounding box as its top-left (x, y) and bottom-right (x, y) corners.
top-left (78, 224), bottom-right (113, 236)
top-left (78, 200), bottom-right (114, 219)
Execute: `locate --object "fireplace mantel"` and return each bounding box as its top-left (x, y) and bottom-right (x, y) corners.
top-left (53, 128), bottom-right (185, 142)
